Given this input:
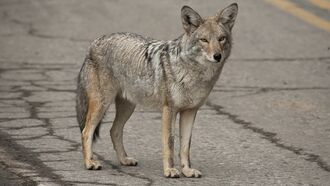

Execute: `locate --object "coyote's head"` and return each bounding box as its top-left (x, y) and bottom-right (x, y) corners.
top-left (181, 3), bottom-right (238, 64)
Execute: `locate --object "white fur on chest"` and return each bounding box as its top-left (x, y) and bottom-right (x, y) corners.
top-left (169, 62), bottom-right (221, 109)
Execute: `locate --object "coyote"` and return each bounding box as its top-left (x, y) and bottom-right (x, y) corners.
top-left (76, 3), bottom-right (238, 178)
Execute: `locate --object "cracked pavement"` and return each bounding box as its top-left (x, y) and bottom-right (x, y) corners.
top-left (0, 0), bottom-right (330, 185)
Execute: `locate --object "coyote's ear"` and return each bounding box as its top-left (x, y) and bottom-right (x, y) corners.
top-left (216, 3), bottom-right (238, 30)
top-left (181, 6), bottom-right (203, 34)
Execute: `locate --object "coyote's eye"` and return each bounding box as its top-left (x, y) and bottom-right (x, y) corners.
top-left (219, 36), bottom-right (227, 43)
top-left (199, 38), bottom-right (209, 43)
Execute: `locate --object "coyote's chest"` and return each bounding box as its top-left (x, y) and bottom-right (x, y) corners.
top-left (168, 64), bottom-right (221, 109)
top-left (169, 82), bottom-right (213, 109)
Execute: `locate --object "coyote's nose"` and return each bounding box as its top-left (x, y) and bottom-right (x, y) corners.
top-left (213, 53), bottom-right (222, 62)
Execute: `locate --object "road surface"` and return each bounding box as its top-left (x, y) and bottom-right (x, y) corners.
top-left (0, 0), bottom-right (329, 185)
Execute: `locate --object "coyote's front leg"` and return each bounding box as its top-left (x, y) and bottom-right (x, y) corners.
top-left (179, 108), bottom-right (202, 178)
top-left (162, 105), bottom-right (180, 178)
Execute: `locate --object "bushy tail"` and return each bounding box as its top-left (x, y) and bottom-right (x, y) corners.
top-left (76, 61), bottom-right (100, 141)
top-left (76, 63), bottom-right (88, 133)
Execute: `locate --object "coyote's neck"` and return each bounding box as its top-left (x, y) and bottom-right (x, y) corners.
top-left (145, 35), bottom-right (183, 64)
top-left (145, 34), bottom-right (222, 82)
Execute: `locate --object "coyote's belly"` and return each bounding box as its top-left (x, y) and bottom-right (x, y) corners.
top-left (119, 77), bottom-right (163, 109)
top-left (120, 78), bottom-right (214, 110)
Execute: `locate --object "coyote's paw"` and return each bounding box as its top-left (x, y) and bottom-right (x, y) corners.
top-left (85, 159), bottom-right (102, 170)
top-left (164, 168), bottom-right (180, 178)
top-left (120, 157), bottom-right (138, 166)
top-left (182, 167), bottom-right (202, 178)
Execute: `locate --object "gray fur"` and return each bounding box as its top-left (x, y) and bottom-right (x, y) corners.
top-left (76, 3), bottom-right (238, 175)
top-left (76, 17), bottom-right (235, 133)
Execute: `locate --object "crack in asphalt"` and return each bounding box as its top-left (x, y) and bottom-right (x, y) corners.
top-left (206, 101), bottom-right (330, 172)
top-left (0, 161), bottom-right (37, 185)
top-left (2, 10), bottom-right (90, 43)
top-left (212, 86), bottom-right (330, 98)
top-left (28, 28), bottom-right (91, 43)
top-left (230, 56), bottom-right (330, 62)
top-left (214, 85), bottom-right (330, 90)
top-left (95, 153), bottom-right (154, 186)
top-left (0, 130), bottom-right (67, 185)
top-left (0, 82), bottom-right (75, 184)
top-left (65, 180), bottom-right (118, 186)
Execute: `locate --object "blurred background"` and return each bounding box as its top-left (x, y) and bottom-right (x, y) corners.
top-left (0, 0), bottom-right (329, 185)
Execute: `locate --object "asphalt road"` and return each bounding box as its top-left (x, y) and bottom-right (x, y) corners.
top-left (0, 0), bottom-right (330, 185)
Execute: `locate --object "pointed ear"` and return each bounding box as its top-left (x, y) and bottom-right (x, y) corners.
top-left (181, 6), bottom-right (203, 34)
top-left (216, 3), bottom-right (238, 30)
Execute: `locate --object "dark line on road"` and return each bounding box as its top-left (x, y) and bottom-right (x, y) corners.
top-left (242, 86), bottom-right (330, 97)
top-left (65, 180), bottom-right (117, 186)
top-left (28, 28), bottom-right (91, 43)
top-left (0, 78), bottom-right (77, 185)
top-left (2, 10), bottom-right (90, 43)
top-left (230, 56), bottom-right (330, 62)
top-left (0, 161), bottom-right (37, 186)
top-left (206, 101), bottom-right (330, 172)
top-left (0, 130), bottom-right (69, 185)
top-left (215, 85), bottom-right (330, 91)
top-left (0, 61), bottom-right (78, 68)
top-left (211, 86), bottom-right (330, 98)
top-left (95, 154), bottom-right (154, 186)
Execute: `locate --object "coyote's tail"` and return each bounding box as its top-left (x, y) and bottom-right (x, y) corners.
top-left (76, 59), bottom-right (100, 141)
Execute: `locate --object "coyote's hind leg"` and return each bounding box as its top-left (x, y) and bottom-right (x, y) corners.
top-left (82, 97), bottom-right (106, 170)
top-left (80, 63), bottom-right (115, 170)
top-left (110, 96), bottom-right (138, 166)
